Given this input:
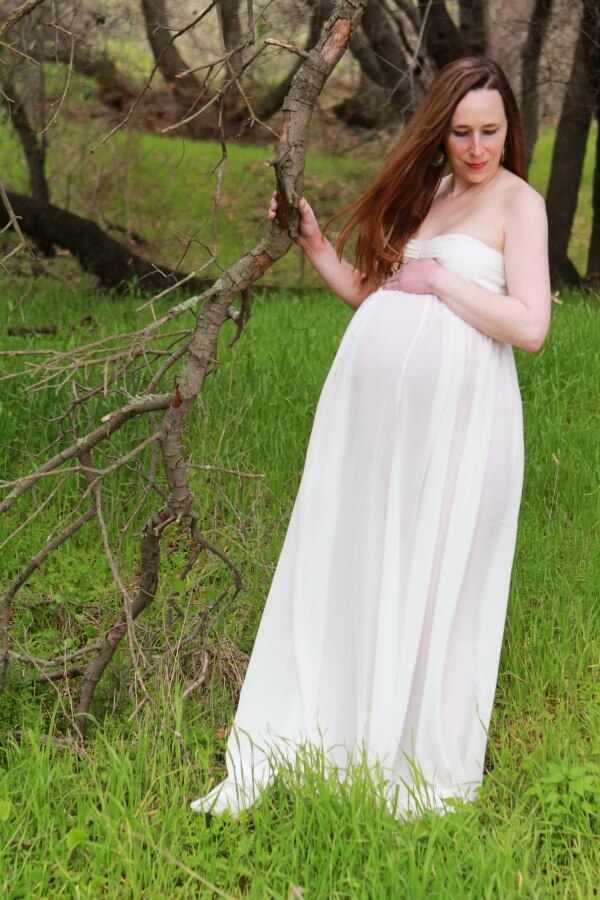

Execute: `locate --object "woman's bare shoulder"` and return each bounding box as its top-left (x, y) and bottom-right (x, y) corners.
top-left (500, 173), bottom-right (546, 230)
top-left (500, 176), bottom-right (548, 254)
top-left (501, 171), bottom-right (545, 209)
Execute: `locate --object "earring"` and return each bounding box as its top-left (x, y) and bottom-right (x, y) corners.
top-left (501, 145), bottom-right (506, 163)
top-left (430, 149), bottom-right (446, 168)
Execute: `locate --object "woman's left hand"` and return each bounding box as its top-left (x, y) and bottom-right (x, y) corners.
top-left (381, 257), bottom-right (442, 295)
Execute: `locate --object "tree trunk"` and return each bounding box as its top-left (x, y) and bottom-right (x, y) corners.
top-left (1, 74), bottom-right (54, 256)
top-left (335, 0), bottom-right (416, 126)
top-left (1, 192), bottom-right (210, 294)
top-left (215, 0), bottom-right (244, 75)
top-left (583, 0), bottom-right (600, 278)
top-left (140, 0), bottom-right (194, 84)
top-left (254, 4), bottom-right (325, 122)
top-left (359, 0), bottom-right (416, 118)
top-left (140, 0), bottom-right (221, 138)
top-left (520, 0), bottom-right (554, 170)
top-left (1, 76), bottom-right (50, 204)
top-left (458, 0), bottom-right (488, 56)
top-left (333, 64), bottom-right (392, 127)
top-left (588, 122), bottom-right (600, 278)
top-left (418, 0), bottom-right (466, 70)
top-left (57, 43), bottom-right (138, 110)
top-left (545, 22), bottom-right (593, 285)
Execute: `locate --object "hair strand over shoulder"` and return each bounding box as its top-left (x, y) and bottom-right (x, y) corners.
top-left (326, 58), bottom-right (526, 289)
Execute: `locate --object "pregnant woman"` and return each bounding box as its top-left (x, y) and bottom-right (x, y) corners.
top-left (191, 57), bottom-right (551, 818)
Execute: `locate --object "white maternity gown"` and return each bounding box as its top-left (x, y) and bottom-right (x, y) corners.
top-left (191, 233), bottom-right (524, 818)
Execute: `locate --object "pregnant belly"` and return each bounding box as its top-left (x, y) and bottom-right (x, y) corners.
top-left (329, 287), bottom-right (519, 432)
top-left (347, 289), bottom-right (454, 397)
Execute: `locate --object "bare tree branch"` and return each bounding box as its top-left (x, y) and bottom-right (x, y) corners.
top-left (0, 191), bottom-right (213, 293)
top-left (0, 393), bottom-right (172, 514)
top-left (0, 0), bottom-right (49, 40)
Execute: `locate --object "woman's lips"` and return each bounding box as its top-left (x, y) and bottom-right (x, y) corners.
top-left (467, 161), bottom-right (487, 170)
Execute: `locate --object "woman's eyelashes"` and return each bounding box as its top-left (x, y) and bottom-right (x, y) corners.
top-left (451, 129), bottom-right (499, 137)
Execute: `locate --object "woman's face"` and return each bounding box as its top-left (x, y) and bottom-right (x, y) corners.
top-left (444, 88), bottom-right (508, 184)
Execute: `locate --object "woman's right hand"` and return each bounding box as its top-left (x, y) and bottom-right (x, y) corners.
top-left (268, 190), bottom-right (368, 309)
top-left (267, 192), bottom-right (323, 253)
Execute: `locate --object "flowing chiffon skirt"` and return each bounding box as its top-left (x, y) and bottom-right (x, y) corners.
top-left (191, 235), bottom-right (524, 818)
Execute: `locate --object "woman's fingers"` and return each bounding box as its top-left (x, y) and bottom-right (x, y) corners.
top-left (267, 196), bottom-right (318, 237)
top-left (267, 192), bottom-right (278, 220)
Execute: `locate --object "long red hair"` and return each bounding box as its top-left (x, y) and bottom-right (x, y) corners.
top-left (330, 58), bottom-right (526, 288)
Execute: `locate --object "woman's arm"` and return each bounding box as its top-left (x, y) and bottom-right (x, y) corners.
top-left (303, 232), bottom-right (371, 310)
top-left (268, 195), bottom-right (371, 310)
top-left (389, 189), bottom-right (552, 353)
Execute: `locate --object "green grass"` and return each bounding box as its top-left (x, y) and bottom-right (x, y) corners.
top-left (1, 282), bottom-right (599, 896)
top-left (0, 108), bottom-right (371, 291)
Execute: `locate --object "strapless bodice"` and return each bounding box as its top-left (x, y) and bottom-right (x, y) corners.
top-left (403, 233), bottom-right (507, 295)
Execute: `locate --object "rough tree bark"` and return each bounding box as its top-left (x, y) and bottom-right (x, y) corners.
top-left (215, 0), bottom-right (244, 76)
top-left (520, 0), bottom-right (554, 170)
top-left (583, 0), bottom-right (600, 278)
top-left (1, 76), bottom-right (50, 204)
top-left (418, 0), bottom-right (466, 69)
top-left (458, 0), bottom-right (488, 56)
top-left (545, 13), bottom-right (594, 284)
top-left (0, 0), bottom-right (49, 39)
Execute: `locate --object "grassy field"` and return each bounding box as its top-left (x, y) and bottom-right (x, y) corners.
top-left (0, 278), bottom-right (599, 896)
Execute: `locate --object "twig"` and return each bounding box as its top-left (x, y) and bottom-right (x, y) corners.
top-left (0, 0), bottom-right (368, 739)
top-left (134, 256), bottom-right (215, 314)
top-left (0, 393), bottom-right (172, 514)
top-left (72, 519), bottom-right (161, 742)
top-left (37, 666), bottom-right (87, 682)
top-left (9, 643), bottom-right (105, 667)
top-left (0, 474), bottom-right (68, 551)
top-left (182, 648), bottom-right (210, 699)
top-left (264, 38), bottom-right (310, 58)
top-left (161, 42), bottom-right (270, 133)
top-left (39, 25), bottom-right (74, 134)
top-left (82, 449), bottom-right (150, 673)
top-left (0, 0), bottom-right (49, 40)
top-left (187, 462), bottom-right (264, 479)
top-left (0, 178), bottom-right (28, 265)
top-left (11, 729), bottom-right (89, 758)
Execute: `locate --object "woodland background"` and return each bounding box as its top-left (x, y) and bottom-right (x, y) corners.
top-left (0, 0), bottom-right (598, 895)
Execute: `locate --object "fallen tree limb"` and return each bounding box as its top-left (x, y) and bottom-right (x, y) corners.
top-left (0, 192), bottom-right (213, 294)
